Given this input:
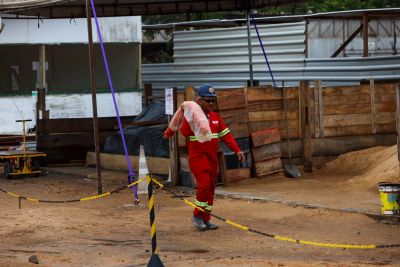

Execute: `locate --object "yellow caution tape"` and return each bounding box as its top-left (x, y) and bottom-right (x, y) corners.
top-left (154, 180), bottom-right (398, 250)
top-left (225, 220), bottom-right (249, 231)
top-left (0, 176), bottom-right (147, 203)
top-left (80, 192), bottom-right (111, 201)
top-left (0, 174), bottom-right (397, 250)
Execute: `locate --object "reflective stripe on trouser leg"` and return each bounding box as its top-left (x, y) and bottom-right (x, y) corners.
top-left (193, 169), bottom-right (211, 219)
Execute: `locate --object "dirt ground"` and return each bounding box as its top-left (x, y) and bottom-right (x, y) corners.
top-left (0, 146), bottom-right (400, 266)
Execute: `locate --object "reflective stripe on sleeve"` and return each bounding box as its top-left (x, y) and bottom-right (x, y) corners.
top-left (218, 128), bottom-right (230, 138)
top-left (189, 133), bottom-right (219, 141)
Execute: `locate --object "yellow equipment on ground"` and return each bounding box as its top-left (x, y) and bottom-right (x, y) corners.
top-left (0, 120), bottom-right (46, 179)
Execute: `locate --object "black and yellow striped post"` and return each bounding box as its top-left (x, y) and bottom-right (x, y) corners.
top-left (147, 174), bottom-right (164, 267)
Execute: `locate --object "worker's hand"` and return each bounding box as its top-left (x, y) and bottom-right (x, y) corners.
top-left (163, 127), bottom-right (173, 140)
top-left (236, 151), bottom-right (245, 163)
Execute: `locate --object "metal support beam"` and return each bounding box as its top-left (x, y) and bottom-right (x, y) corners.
top-left (86, 0), bottom-right (103, 194)
top-left (393, 18), bottom-right (398, 55)
top-left (331, 23), bottom-right (363, 58)
top-left (246, 10), bottom-right (254, 87)
top-left (363, 13), bottom-right (369, 57)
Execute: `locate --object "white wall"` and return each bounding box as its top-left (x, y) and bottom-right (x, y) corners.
top-left (0, 91), bottom-right (142, 134)
top-left (0, 16), bottom-right (142, 44)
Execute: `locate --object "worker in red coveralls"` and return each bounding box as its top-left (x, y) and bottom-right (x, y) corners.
top-left (164, 84), bottom-right (245, 230)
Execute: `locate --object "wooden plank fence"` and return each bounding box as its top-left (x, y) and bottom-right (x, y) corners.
top-left (176, 81), bottom-right (399, 174)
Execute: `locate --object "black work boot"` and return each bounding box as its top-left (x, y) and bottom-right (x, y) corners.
top-left (191, 216), bottom-right (207, 230)
top-left (204, 220), bottom-right (218, 230)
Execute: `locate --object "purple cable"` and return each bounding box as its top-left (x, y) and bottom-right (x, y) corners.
top-left (250, 13), bottom-right (276, 87)
top-left (89, 0), bottom-right (138, 201)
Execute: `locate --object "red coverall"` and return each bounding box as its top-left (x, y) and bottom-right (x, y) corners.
top-left (180, 111), bottom-right (240, 222)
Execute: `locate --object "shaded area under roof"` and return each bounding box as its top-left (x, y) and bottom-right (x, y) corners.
top-left (0, 0), bottom-right (310, 18)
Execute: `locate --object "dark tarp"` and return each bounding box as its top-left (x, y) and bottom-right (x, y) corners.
top-left (133, 100), bottom-right (168, 124)
top-left (103, 100), bottom-right (169, 157)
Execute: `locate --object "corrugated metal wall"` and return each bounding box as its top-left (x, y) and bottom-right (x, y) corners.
top-left (143, 22), bottom-right (305, 93)
top-left (142, 21), bottom-right (400, 94)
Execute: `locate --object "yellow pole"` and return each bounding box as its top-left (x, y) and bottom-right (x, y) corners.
top-left (16, 119), bottom-right (32, 173)
top-left (22, 120), bottom-right (26, 161)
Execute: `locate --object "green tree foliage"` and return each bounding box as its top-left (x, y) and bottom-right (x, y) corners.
top-left (297, 0), bottom-right (399, 14)
top-left (259, 0), bottom-right (400, 15)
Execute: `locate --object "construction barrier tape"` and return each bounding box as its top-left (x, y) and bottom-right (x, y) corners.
top-left (1, 175), bottom-right (399, 249)
top-left (156, 180), bottom-right (400, 250)
top-left (0, 177), bottom-right (147, 203)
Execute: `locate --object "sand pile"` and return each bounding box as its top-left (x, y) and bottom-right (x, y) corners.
top-left (320, 145), bottom-right (400, 191)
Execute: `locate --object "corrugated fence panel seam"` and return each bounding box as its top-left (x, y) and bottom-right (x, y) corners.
top-left (174, 30), bottom-right (305, 42)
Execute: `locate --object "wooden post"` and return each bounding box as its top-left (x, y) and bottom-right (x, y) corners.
top-left (396, 85), bottom-right (400, 165)
top-left (218, 151), bottom-right (227, 185)
top-left (300, 81), bottom-right (312, 172)
top-left (313, 81), bottom-right (320, 138)
top-left (37, 88), bottom-right (44, 120)
top-left (86, 0), bottom-right (102, 194)
top-left (298, 85), bottom-right (302, 137)
top-left (144, 83), bottom-right (153, 106)
top-left (317, 80), bottom-right (324, 137)
top-left (363, 13), bottom-right (369, 57)
top-left (36, 88), bottom-right (49, 121)
top-left (169, 87), bottom-right (179, 186)
top-left (184, 85), bottom-right (195, 101)
top-left (39, 45), bottom-right (46, 91)
top-left (370, 79), bottom-right (376, 134)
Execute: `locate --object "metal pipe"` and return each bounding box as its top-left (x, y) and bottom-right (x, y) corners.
top-left (363, 13), bottom-right (369, 57)
top-left (85, 0), bottom-right (103, 194)
top-left (246, 10), bottom-right (254, 86)
top-left (393, 18), bottom-right (397, 55)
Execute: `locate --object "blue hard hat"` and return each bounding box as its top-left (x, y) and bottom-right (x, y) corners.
top-left (197, 84), bottom-right (216, 97)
